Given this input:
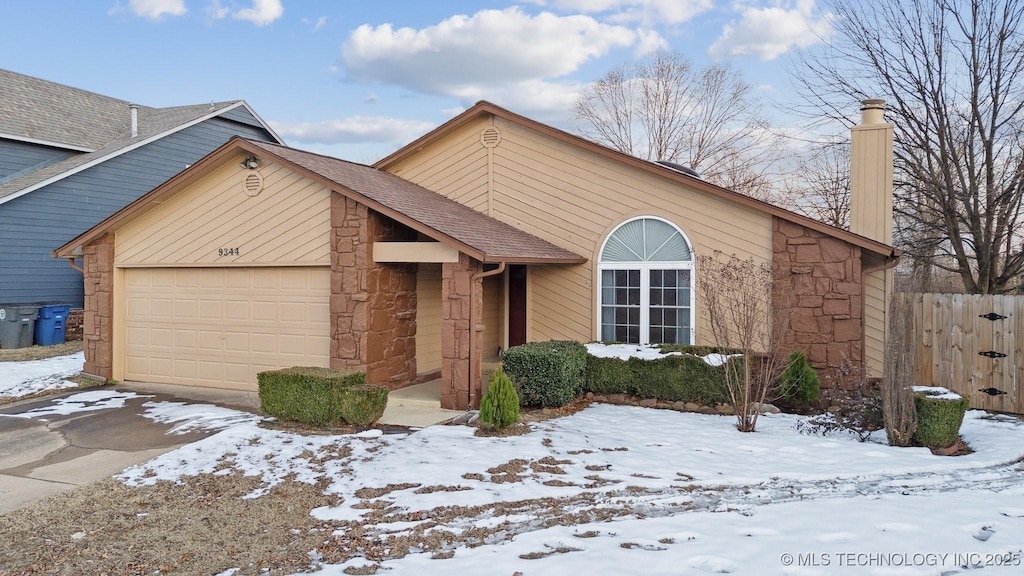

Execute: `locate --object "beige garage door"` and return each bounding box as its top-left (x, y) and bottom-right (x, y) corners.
top-left (123, 267), bottom-right (330, 390)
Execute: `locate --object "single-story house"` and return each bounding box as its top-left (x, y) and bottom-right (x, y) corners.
top-left (0, 68), bottom-right (282, 314)
top-left (55, 100), bottom-right (898, 410)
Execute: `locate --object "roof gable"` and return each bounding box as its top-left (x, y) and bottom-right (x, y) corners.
top-left (376, 101), bottom-right (899, 261)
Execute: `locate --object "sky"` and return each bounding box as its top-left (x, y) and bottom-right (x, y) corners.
top-left (0, 0), bottom-right (837, 163)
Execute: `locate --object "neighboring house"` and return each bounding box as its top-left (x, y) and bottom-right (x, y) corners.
top-left (0, 68), bottom-right (282, 311)
top-left (56, 100), bottom-right (899, 410)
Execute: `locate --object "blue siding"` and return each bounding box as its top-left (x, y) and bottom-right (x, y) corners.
top-left (0, 139), bottom-right (75, 183)
top-left (0, 117), bottom-right (275, 307)
top-left (218, 106), bottom-right (267, 132)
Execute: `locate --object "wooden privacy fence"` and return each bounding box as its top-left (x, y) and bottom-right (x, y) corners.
top-left (903, 293), bottom-right (1023, 415)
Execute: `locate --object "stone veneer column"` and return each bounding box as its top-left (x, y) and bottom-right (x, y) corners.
top-left (773, 218), bottom-right (864, 385)
top-left (330, 194), bottom-right (417, 389)
top-left (82, 233), bottom-right (114, 379)
top-left (441, 253), bottom-right (482, 410)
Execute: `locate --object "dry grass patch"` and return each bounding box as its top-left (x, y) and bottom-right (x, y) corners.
top-left (0, 473), bottom-right (350, 575)
top-left (0, 340), bottom-right (82, 362)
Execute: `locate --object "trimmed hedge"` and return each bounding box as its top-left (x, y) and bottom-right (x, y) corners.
top-left (585, 350), bottom-right (732, 405)
top-left (502, 341), bottom-right (587, 407)
top-left (257, 366), bottom-right (386, 426)
top-left (913, 391), bottom-right (969, 448)
top-left (338, 385), bottom-right (389, 426)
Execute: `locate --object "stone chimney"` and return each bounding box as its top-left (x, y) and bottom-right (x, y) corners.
top-left (849, 98), bottom-right (894, 244)
top-left (129, 103), bottom-right (139, 138)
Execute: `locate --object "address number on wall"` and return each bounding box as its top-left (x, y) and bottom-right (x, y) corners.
top-left (218, 248), bottom-right (240, 257)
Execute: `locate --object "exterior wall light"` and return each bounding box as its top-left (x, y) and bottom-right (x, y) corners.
top-left (240, 155), bottom-right (260, 170)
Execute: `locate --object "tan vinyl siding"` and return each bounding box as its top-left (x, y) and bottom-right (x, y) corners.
top-left (384, 115), bottom-right (774, 345)
top-left (416, 263), bottom-right (442, 374)
top-left (387, 121), bottom-right (490, 212)
top-left (863, 269), bottom-right (889, 378)
top-left (116, 154), bottom-right (330, 267)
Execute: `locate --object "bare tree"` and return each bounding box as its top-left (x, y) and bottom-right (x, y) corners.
top-left (574, 50), bottom-right (779, 198)
top-left (697, 252), bottom-right (794, 432)
top-left (795, 0), bottom-right (1024, 294)
top-left (882, 293), bottom-right (918, 446)
top-left (785, 141), bottom-right (851, 228)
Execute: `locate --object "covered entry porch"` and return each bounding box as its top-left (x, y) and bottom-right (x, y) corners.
top-left (373, 237), bottom-right (558, 410)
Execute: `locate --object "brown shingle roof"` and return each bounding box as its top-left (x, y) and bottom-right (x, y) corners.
top-left (245, 140), bottom-right (585, 263)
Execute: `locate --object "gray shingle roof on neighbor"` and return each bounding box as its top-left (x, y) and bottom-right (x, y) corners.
top-left (0, 68), bottom-right (130, 150)
top-left (246, 140), bottom-right (587, 264)
top-left (0, 68), bottom-right (275, 203)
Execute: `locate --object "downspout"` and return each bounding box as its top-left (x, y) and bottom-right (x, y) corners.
top-left (469, 261), bottom-right (506, 408)
top-left (67, 258), bottom-right (84, 273)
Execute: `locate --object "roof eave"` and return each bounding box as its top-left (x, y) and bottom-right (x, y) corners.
top-left (0, 132), bottom-right (94, 153)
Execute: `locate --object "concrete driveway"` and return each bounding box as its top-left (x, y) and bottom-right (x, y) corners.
top-left (0, 383), bottom-right (260, 515)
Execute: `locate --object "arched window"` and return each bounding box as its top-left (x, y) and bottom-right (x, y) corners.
top-left (599, 217), bottom-right (694, 344)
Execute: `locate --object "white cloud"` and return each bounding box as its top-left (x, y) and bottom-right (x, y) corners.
top-left (535, 0), bottom-right (714, 26)
top-left (634, 28), bottom-right (668, 55)
top-left (204, 0), bottom-right (229, 20)
top-left (127, 0), bottom-right (187, 20)
top-left (269, 116), bottom-right (437, 145)
top-left (708, 0), bottom-right (833, 61)
top-left (341, 7), bottom-right (636, 96)
top-left (233, 0), bottom-right (283, 26)
top-left (302, 15), bottom-right (327, 30)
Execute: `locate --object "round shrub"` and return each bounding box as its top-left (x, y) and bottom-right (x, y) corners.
top-left (479, 368), bottom-right (520, 428)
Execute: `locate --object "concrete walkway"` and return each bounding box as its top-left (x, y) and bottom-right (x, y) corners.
top-left (379, 379), bottom-right (465, 427)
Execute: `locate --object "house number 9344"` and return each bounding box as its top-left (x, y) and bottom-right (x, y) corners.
top-left (218, 248), bottom-right (240, 257)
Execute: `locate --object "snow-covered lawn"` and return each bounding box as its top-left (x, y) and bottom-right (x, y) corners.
top-left (111, 400), bottom-right (1024, 575)
top-left (0, 352), bottom-right (83, 399)
top-left (5, 355), bottom-right (1023, 575)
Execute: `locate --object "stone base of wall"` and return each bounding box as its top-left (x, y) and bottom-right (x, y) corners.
top-left (65, 309), bottom-right (84, 342)
top-left (773, 218), bottom-right (864, 386)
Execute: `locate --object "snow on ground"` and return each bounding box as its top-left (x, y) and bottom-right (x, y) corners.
top-left (7, 355), bottom-right (1024, 574)
top-left (4, 389), bottom-right (149, 419)
top-left (114, 401), bottom-right (1024, 575)
top-left (0, 352), bottom-right (83, 399)
top-left (585, 342), bottom-right (737, 366)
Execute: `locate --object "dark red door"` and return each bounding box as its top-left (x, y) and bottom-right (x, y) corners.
top-left (508, 265), bottom-right (527, 347)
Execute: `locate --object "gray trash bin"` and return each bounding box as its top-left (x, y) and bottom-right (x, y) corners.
top-left (0, 306), bottom-right (39, 349)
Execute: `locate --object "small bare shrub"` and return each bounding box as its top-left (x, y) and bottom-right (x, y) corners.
top-left (697, 251), bottom-right (794, 432)
top-left (882, 294), bottom-right (917, 446)
top-left (811, 359), bottom-right (883, 442)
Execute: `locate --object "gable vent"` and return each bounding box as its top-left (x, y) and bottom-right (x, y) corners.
top-left (243, 172), bottom-right (263, 197)
top-left (480, 127), bottom-right (501, 148)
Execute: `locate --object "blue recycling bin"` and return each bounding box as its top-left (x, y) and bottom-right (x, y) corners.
top-left (35, 304), bottom-right (71, 346)
top-left (0, 306), bottom-right (39, 349)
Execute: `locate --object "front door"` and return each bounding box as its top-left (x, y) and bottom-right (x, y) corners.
top-left (508, 265), bottom-right (527, 347)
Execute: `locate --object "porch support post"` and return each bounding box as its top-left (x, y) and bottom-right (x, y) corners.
top-left (82, 233), bottom-right (115, 379)
top-left (441, 253), bottom-right (482, 410)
